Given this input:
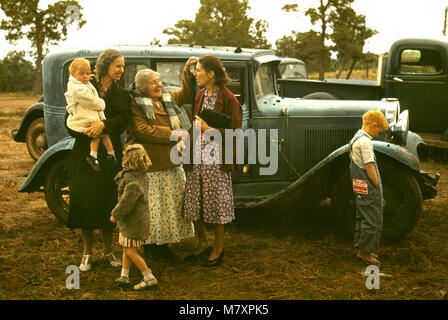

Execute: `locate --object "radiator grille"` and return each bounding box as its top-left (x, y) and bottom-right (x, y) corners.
top-left (305, 127), bottom-right (357, 163)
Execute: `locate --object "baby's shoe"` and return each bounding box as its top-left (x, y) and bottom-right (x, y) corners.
top-left (79, 254), bottom-right (92, 272)
top-left (114, 275), bottom-right (131, 285)
top-left (133, 276), bottom-right (158, 290)
top-left (106, 154), bottom-right (119, 166)
top-left (86, 155), bottom-right (101, 172)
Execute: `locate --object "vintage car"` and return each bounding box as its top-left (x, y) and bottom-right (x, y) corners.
top-left (278, 38), bottom-right (448, 139)
top-left (18, 45), bottom-right (439, 243)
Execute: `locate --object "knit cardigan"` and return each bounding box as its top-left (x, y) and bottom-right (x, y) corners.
top-left (111, 170), bottom-right (150, 241)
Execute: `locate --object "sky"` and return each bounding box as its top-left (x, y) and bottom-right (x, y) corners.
top-left (1, 0), bottom-right (448, 61)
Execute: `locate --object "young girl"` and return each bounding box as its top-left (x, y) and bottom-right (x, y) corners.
top-left (110, 144), bottom-right (158, 290)
top-left (65, 58), bottom-right (118, 172)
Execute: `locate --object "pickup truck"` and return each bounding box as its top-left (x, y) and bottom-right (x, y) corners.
top-left (279, 38), bottom-right (448, 138)
top-left (17, 45), bottom-right (439, 244)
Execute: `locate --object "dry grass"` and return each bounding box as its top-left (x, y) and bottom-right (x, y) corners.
top-left (0, 96), bottom-right (447, 300)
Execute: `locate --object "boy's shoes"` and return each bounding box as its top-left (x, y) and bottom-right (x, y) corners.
top-left (114, 276), bottom-right (131, 285)
top-left (86, 155), bottom-right (101, 172)
top-left (133, 277), bottom-right (158, 290)
top-left (106, 154), bottom-right (120, 166)
top-left (79, 254), bottom-right (92, 272)
top-left (356, 250), bottom-right (381, 264)
top-left (102, 252), bottom-right (122, 267)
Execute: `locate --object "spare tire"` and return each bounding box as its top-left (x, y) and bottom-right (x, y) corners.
top-left (302, 92), bottom-right (338, 100)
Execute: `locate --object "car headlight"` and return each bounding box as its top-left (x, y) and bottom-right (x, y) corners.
top-left (382, 98), bottom-right (400, 126)
top-left (386, 110), bottom-right (409, 146)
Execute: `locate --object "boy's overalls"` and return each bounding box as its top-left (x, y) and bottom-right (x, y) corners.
top-left (349, 130), bottom-right (383, 254)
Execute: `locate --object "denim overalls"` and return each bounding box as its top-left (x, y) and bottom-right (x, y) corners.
top-left (349, 130), bottom-right (383, 254)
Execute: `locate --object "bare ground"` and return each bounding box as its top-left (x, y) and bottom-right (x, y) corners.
top-left (0, 96), bottom-right (447, 300)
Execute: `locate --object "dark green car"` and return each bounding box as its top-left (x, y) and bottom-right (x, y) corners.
top-left (18, 45), bottom-right (439, 243)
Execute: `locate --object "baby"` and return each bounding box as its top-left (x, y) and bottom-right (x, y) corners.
top-left (65, 58), bottom-right (118, 171)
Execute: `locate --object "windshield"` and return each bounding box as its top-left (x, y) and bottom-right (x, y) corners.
top-left (255, 63), bottom-right (276, 100)
top-left (278, 63), bottom-right (307, 79)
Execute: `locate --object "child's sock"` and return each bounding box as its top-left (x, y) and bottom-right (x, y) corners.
top-left (121, 268), bottom-right (130, 278)
top-left (107, 151), bottom-right (115, 157)
top-left (90, 151), bottom-right (98, 159)
top-left (142, 269), bottom-right (155, 281)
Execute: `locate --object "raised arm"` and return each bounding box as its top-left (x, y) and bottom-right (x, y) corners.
top-left (169, 57), bottom-right (199, 107)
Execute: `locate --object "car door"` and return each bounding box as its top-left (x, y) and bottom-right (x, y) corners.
top-left (385, 45), bottom-right (448, 133)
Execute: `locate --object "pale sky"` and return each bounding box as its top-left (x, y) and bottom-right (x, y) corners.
top-left (1, 0), bottom-right (447, 61)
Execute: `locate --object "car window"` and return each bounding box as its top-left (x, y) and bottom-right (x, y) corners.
top-left (122, 63), bottom-right (148, 89)
top-left (225, 67), bottom-right (245, 105)
top-left (156, 61), bottom-right (185, 91)
top-left (255, 63), bottom-right (276, 100)
top-left (399, 49), bottom-right (443, 74)
top-left (278, 63), bottom-right (307, 79)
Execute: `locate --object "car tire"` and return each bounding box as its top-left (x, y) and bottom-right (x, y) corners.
top-left (26, 117), bottom-right (48, 161)
top-left (44, 156), bottom-right (70, 224)
top-left (331, 160), bottom-right (422, 244)
top-left (302, 92), bottom-right (338, 100)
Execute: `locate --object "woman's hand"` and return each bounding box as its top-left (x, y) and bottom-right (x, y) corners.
top-left (110, 216), bottom-right (115, 223)
top-left (195, 115), bottom-right (212, 132)
top-left (185, 57), bottom-right (199, 73)
top-left (84, 121), bottom-right (105, 138)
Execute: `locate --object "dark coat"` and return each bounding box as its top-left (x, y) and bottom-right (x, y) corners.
top-left (183, 85), bottom-right (243, 172)
top-left (66, 80), bottom-right (132, 229)
top-left (112, 170), bottom-right (151, 241)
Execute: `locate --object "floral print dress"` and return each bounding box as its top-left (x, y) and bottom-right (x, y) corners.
top-left (184, 89), bottom-right (235, 224)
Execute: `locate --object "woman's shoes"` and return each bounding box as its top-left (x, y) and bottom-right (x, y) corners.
top-left (204, 251), bottom-right (224, 267)
top-left (79, 254), bottom-right (92, 272)
top-left (102, 252), bottom-right (122, 267)
top-left (184, 246), bottom-right (213, 263)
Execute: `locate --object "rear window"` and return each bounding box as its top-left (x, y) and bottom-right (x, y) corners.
top-left (399, 48), bottom-right (443, 74)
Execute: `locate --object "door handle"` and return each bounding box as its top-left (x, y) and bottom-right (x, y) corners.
top-left (393, 77), bottom-right (403, 82)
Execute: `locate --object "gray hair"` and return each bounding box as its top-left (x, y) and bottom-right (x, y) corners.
top-left (134, 69), bottom-right (160, 93)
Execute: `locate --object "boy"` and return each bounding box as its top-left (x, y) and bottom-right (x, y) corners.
top-left (349, 110), bottom-right (388, 264)
top-left (65, 58), bottom-right (118, 171)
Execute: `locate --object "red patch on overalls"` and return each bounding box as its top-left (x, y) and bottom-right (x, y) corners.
top-left (353, 179), bottom-right (368, 194)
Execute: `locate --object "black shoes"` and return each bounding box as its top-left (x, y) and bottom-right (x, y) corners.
top-left (204, 251), bottom-right (224, 267)
top-left (107, 154), bottom-right (120, 166)
top-left (183, 246), bottom-right (213, 263)
top-left (86, 155), bottom-right (101, 172)
top-left (143, 244), bottom-right (178, 261)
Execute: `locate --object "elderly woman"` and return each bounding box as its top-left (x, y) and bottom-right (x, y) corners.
top-left (125, 58), bottom-right (198, 259)
top-left (183, 55), bottom-right (243, 266)
top-left (66, 49), bottom-right (131, 271)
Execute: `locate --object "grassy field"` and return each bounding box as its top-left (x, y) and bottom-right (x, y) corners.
top-left (0, 96), bottom-right (447, 300)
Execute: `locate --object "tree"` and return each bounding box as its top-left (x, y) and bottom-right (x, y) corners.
top-left (163, 0), bottom-right (271, 49)
top-left (0, 51), bottom-right (35, 92)
top-left (275, 30), bottom-right (330, 74)
top-left (330, 4), bottom-right (377, 79)
top-left (281, 0), bottom-right (377, 80)
top-left (0, 0), bottom-right (86, 93)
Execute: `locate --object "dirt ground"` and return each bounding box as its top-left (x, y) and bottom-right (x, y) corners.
top-left (0, 96), bottom-right (447, 300)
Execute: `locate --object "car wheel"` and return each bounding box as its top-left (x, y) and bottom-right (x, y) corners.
top-left (302, 92), bottom-right (338, 100)
top-left (331, 161), bottom-right (422, 244)
top-left (26, 118), bottom-right (48, 161)
top-left (44, 156), bottom-right (70, 224)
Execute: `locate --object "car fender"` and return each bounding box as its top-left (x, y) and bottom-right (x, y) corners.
top-left (405, 130), bottom-right (425, 161)
top-left (243, 140), bottom-right (420, 208)
top-left (18, 136), bottom-right (74, 193)
top-left (12, 102), bottom-right (44, 142)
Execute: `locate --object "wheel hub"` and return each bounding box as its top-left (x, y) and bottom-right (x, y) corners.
top-left (36, 134), bottom-right (47, 149)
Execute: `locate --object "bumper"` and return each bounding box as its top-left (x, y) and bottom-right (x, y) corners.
top-left (419, 171), bottom-right (440, 200)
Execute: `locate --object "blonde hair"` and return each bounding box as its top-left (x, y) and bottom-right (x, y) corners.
top-left (69, 58), bottom-right (91, 76)
top-left (122, 144), bottom-right (152, 171)
top-left (362, 109), bottom-right (388, 130)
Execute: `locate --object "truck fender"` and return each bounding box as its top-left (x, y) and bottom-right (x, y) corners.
top-left (18, 136), bottom-right (74, 193)
top-left (243, 140), bottom-right (420, 208)
top-left (12, 102), bottom-right (44, 142)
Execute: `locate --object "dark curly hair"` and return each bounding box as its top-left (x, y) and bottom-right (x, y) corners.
top-left (94, 49), bottom-right (123, 85)
top-left (198, 55), bottom-right (230, 87)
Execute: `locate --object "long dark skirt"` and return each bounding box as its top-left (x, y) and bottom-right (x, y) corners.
top-left (67, 129), bottom-right (123, 230)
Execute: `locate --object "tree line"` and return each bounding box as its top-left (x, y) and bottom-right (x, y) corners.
top-left (1, 0), bottom-right (378, 93)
